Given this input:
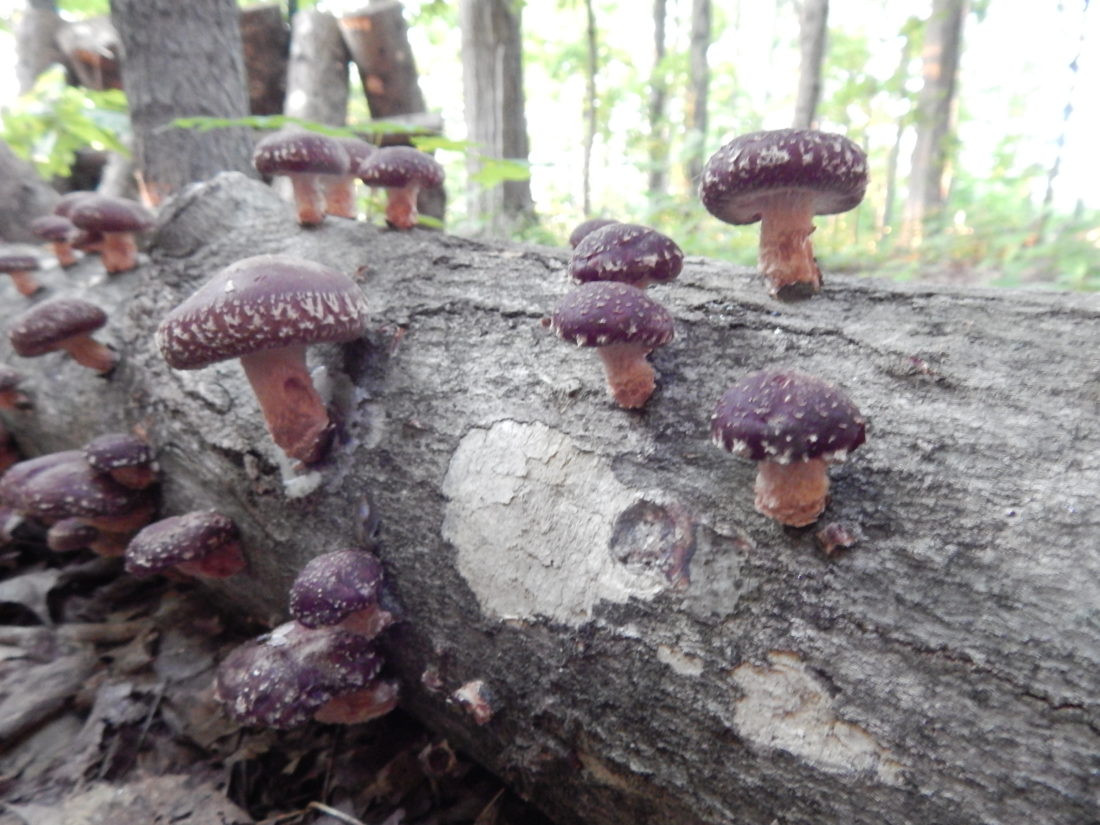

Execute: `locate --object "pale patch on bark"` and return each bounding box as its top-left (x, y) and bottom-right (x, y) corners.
top-left (731, 650), bottom-right (902, 785)
top-left (656, 644), bottom-right (705, 677)
top-left (441, 420), bottom-right (665, 626)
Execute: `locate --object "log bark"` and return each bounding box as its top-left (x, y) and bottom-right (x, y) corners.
top-left (793, 0), bottom-right (828, 130)
top-left (239, 4), bottom-right (290, 116)
top-left (339, 1), bottom-right (427, 119)
top-left (0, 142), bottom-right (58, 242)
top-left (285, 8), bottom-right (350, 126)
top-left (1, 173), bottom-right (1099, 825)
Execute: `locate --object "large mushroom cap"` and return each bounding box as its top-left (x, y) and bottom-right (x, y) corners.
top-left (289, 549), bottom-right (385, 629)
top-left (124, 510), bottom-right (238, 576)
top-left (700, 128), bottom-right (868, 225)
top-left (550, 281), bottom-right (675, 349)
top-left (214, 622), bottom-right (383, 729)
top-left (9, 299), bottom-right (108, 357)
top-left (69, 195), bottom-right (154, 234)
top-left (358, 146), bottom-right (444, 189)
top-left (0, 450), bottom-right (150, 522)
top-left (253, 130), bottom-right (350, 177)
top-left (155, 254), bottom-right (369, 370)
top-left (569, 222), bottom-right (684, 287)
top-left (711, 369), bottom-right (866, 465)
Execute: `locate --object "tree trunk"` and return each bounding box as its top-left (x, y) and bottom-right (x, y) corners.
top-left (284, 8), bottom-right (350, 127)
top-left (582, 0), bottom-right (598, 216)
top-left (239, 3), bottom-right (289, 116)
top-left (459, 0), bottom-right (535, 236)
top-left (647, 0), bottom-right (668, 199)
top-left (0, 141), bottom-right (58, 242)
top-left (901, 0), bottom-right (967, 246)
top-left (109, 0), bottom-right (255, 206)
top-left (55, 16), bottom-right (122, 91)
top-left (792, 0), bottom-right (828, 129)
top-left (684, 0), bottom-right (711, 186)
top-left (15, 0), bottom-right (66, 94)
top-left (339, 1), bottom-right (426, 119)
top-left (2, 171), bottom-right (1098, 825)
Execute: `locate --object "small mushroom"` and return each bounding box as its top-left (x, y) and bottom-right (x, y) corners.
top-left (253, 129), bottom-right (350, 226)
top-left (289, 549), bottom-right (393, 638)
top-left (214, 622), bottom-right (393, 728)
top-left (0, 252), bottom-right (43, 297)
top-left (569, 222), bottom-right (683, 288)
top-left (30, 215), bottom-right (79, 268)
top-left (0, 364), bottom-right (31, 411)
top-left (699, 128), bottom-right (868, 299)
top-left (124, 510), bottom-right (244, 579)
top-left (324, 136), bottom-right (376, 219)
top-left (84, 432), bottom-right (158, 489)
top-left (155, 254), bottom-right (370, 465)
top-left (68, 195), bottom-right (154, 274)
top-left (568, 217), bottom-right (619, 248)
top-left (357, 146), bottom-right (444, 230)
top-left (547, 281), bottom-right (675, 409)
top-left (9, 298), bottom-right (118, 374)
top-left (710, 369), bottom-right (866, 527)
top-left (45, 517), bottom-right (126, 555)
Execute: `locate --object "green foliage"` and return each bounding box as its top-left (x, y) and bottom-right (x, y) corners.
top-left (0, 67), bottom-right (129, 179)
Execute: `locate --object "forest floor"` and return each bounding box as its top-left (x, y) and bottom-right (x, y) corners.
top-left (0, 520), bottom-right (554, 825)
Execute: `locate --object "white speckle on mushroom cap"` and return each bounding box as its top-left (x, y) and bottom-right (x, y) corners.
top-left (549, 281), bottom-right (674, 349)
top-left (358, 146), bottom-right (445, 188)
top-left (568, 222), bottom-right (684, 287)
top-left (252, 130), bottom-right (350, 176)
top-left (9, 299), bottom-right (108, 357)
top-left (124, 510), bottom-right (238, 575)
top-left (0, 450), bottom-right (149, 520)
top-left (289, 549), bottom-right (385, 628)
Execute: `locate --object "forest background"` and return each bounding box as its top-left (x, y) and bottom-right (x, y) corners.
top-left (1, 0), bottom-right (1098, 290)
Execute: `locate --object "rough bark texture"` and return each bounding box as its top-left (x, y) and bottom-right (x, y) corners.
top-left (459, 0), bottom-right (535, 236)
top-left (2, 173), bottom-right (1099, 825)
top-left (239, 4), bottom-right (290, 116)
top-left (339, 1), bottom-right (427, 119)
top-left (285, 8), bottom-right (350, 126)
top-left (0, 142), bottom-right (59, 243)
top-left (109, 0), bottom-right (255, 206)
top-left (793, 0), bottom-right (828, 130)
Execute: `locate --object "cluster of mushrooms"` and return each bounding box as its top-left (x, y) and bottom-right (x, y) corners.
top-left (548, 127), bottom-right (870, 528)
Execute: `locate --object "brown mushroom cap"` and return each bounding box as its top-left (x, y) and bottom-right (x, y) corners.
top-left (568, 222), bottom-right (684, 288)
top-left (84, 432), bottom-right (156, 477)
top-left (550, 281), bottom-right (675, 349)
top-left (0, 253), bottom-right (41, 274)
top-left (568, 218), bottom-right (620, 249)
top-left (9, 299), bottom-right (108, 357)
top-left (30, 215), bottom-right (77, 243)
top-left (0, 450), bottom-right (152, 523)
top-left (289, 549), bottom-right (386, 630)
top-left (155, 254), bottom-right (369, 370)
top-left (357, 146), bottom-right (444, 189)
top-left (0, 364), bottom-right (25, 393)
top-left (253, 130), bottom-right (350, 177)
top-left (124, 510), bottom-right (239, 577)
top-left (700, 128), bottom-right (868, 225)
top-left (53, 191), bottom-right (97, 219)
top-left (69, 195), bottom-right (154, 234)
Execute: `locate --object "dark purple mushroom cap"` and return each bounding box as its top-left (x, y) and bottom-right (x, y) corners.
top-left (550, 281), bottom-right (675, 349)
top-left (9, 299), bottom-right (108, 357)
top-left (253, 130), bottom-right (350, 177)
top-left (0, 364), bottom-right (24, 392)
top-left (124, 510), bottom-right (238, 576)
top-left (358, 146), bottom-right (444, 189)
top-left (0, 253), bottom-right (40, 273)
top-left (69, 195), bottom-right (154, 234)
top-left (290, 549), bottom-right (385, 628)
top-left (335, 136), bottom-right (376, 171)
top-left (700, 129), bottom-right (868, 225)
top-left (46, 517), bottom-right (99, 552)
top-left (0, 450), bottom-right (149, 521)
top-left (214, 622), bottom-right (383, 729)
top-left (569, 223), bottom-right (684, 287)
top-left (711, 369), bottom-right (866, 465)
top-left (84, 433), bottom-right (155, 474)
top-left (30, 215), bottom-right (77, 242)
top-left (568, 218), bottom-right (619, 248)
top-left (54, 191), bottom-right (97, 218)
top-left (155, 254), bottom-right (369, 370)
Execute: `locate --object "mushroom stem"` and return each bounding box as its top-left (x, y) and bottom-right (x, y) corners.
top-left (7, 271), bottom-right (42, 297)
top-left (596, 342), bottom-right (657, 409)
top-left (176, 541), bottom-right (246, 579)
top-left (313, 680), bottom-right (400, 724)
top-left (51, 241), bottom-right (77, 268)
top-left (239, 346), bottom-right (333, 465)
top-left (61, 335), bottom-right (119, 374)
top-left (384, 185), bottom-right (421, 229)
top-left (324, 176), bottom-right (359, 219)
top-left (758, 196), bottom-right (821, 300)
top-left (289, 173), bottom-right (327, 226)
top-left (100, 232), bottom-right (139, 274)
top-left (754, 457), bottom-right (830, 527)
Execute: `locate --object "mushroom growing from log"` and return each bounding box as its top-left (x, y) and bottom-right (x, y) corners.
top-left (547, 281), bottom-right (675, 409)
top-left (0, 252), bottom-right (43, 297)
top-left (30, 215), bottom-right (79, 268)
top-left (252, 129), bottom-right (350, 226)
top-left (568, 217), bottom-right (619, 248)
top-left (289, 548), bottom-right (394, 638)
top-left (83, 432), bottom-right (158, 489)
top-left (710, 369), bottom-right (866, 527)
top-left (68, 194), bottom-right (154, 274)
top-left (124, 510), bottom-right (244, 579)
top-left (699, 128), bottom-right (868, 300)
top-left (0, 364), bottom-right (31, 410)
top-left (568, 222), bottom-right (684, 288)
top-left (8, 298), bottom-right (118, 374)
top-left (357, 145), bottom-right (445, 230)
top-left (155, 254), bottom-right (370, 465)
top-left (325, 136), bottom-right (376, 219)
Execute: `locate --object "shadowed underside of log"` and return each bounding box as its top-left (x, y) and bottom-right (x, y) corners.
top-left (2, 173), bottom-right (1098, 825)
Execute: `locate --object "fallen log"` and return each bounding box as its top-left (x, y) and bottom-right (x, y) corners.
top-left (1, 172), bottom-right (1098, 825)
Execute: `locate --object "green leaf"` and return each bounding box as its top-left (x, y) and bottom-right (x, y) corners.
top-left (469, 158), bottom-right (532, 188)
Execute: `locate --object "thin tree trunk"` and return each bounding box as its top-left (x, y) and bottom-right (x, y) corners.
top-left (582, 0), bottom-right (598, 216)
top-left (901, 0), bottom-right (967, 246)
top-left (685, 0), bottom-right (712, 186)
top-left (459, 0), bottom-right (535, 236)
top-left (0, 141), bottom-right (58, 241)
top-left (792, 0), bottom-right (828, 129)
top-left (339, 1), bottom-right (426, 119)
top-left (647, 0), bottom-right (668, 199)
top-left (239, 4), bottom-right (289, 116)
top-left (110, 0), bottom-right (255, 206)
top-left (55, 16), bottom-right (122, 90)
top-left (15, 0), bottom-right (66, 93)
top-left (284, 8), bottom-right (350, 126)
